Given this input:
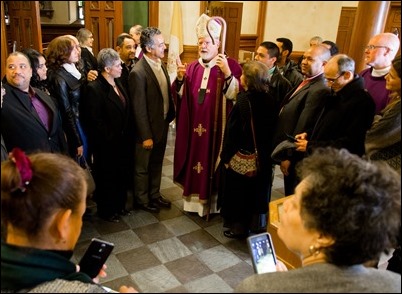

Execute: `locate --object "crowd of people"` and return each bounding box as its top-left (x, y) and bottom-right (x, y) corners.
top-left (1, 12), bottom-right (401, 293)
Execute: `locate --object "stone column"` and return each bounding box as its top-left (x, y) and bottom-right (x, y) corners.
top-left (349, 1), bottom-right (390, 73)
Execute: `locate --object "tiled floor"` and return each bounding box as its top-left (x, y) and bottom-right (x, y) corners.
top-left (73, 124), bottom-right (287, 293)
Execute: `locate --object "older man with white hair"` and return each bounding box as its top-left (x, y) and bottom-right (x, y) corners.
top-left (173, 14), bottom-right (243, 217)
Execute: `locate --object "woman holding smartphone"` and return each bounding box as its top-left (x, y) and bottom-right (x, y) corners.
top-left (236, 147), bottom-right (401, 292)
top-left (1, 148), bottom-right (137, 293)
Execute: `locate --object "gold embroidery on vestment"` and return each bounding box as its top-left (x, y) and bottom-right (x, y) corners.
top-left (194, 123), bottom-right (207, 136)
top-left (193, 162), bottom-right (203, 174)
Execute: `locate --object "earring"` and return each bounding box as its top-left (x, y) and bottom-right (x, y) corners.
top-left (309, 245), bottom-right (320, 256)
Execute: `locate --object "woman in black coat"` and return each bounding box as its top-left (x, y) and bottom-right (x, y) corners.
top-left (80, 48), bottom-right (134, 223)
top-left (219, 61), bottom-right (277, 238)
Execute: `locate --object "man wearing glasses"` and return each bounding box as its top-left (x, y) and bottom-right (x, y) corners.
top-left (294, 54), bottom-right (375, 158)
top-left (360, 32), bottom-right (400, 114)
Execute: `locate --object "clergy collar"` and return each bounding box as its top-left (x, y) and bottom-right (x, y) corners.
top-left (372, 66), bottom-right (391, 77)
top-left (198, 55), bottom-right (218, 68)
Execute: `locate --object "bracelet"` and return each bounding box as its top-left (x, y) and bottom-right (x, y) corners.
top-left (176, 79), bottom-right (184, 85)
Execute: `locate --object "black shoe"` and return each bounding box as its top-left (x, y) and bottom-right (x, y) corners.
top-left (153, 196), bottom-right (171, 208)
top-left (139, 203), bottom-right (160, 213)
top-left (223, 230), bottom-right (247, 239)
top-left (118, 209), bottom-right (132, 216)
top-left (101, 214), bottom-right (120, 223)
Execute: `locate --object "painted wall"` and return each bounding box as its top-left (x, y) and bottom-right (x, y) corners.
top-left (40, 1), bottom-right (77, 24)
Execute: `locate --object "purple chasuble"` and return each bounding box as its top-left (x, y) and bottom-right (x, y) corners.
top-left (173, 58), bottom-right (242, 202)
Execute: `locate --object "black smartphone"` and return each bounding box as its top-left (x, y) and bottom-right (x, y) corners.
top-left (247, 232), bottom-right (277, 274)
top-left (78, 238), bottom-right (115, 278)
top-left (285, 133), bottom-right (297, 142)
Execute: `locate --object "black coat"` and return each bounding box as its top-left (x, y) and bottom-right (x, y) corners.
top-left (80, 73), bottom-right (134, 216)
top-left (307, 75), bottom-right (375, 156)
top-left (220, 90), bottom-right (276, 221)
top-left (1, 82), bottom-right (67, 154)
top-left (47, 67), bottom-right (85, 156)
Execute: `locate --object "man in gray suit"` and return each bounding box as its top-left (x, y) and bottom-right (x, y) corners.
top-left (128, 27), bottom-right (176, 213)
top-left (272, 44), bottom-right (331, 195)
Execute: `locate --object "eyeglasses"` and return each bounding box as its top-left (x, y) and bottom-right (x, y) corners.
top-left (365, 45), bottom-right (390, 51)
top-left (325, 72), bottom-right (345, 84)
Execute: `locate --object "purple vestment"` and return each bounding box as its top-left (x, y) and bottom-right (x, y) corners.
top-left (174, 58), bottom-right (242, 203)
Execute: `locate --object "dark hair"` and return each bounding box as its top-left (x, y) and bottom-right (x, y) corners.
top-left (296, 147), bottom-right (401, 266)
top-left (21, 48), bottom-right (49, 91)
top-left (45, 36), bottom-right (75, 71)
top-left (1, 152), bottom-right (86, 240)
top-left (242, 61), bottom-right (269, 92)
top-left (259, 41), bottom-right (280, 61)
top-left (276, 37), bottom-right (293, 57)
top-left (140, 27), bottom-right (162, 52)
top-left (392, 55), bottom-right (401, 77)
top-left (322, 40), bottom-right (339, 56)
top-left (116, 33), bottom-right (134, 48)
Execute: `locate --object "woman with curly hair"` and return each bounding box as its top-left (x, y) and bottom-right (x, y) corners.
top-left (236, 147), bottom-right (401, 292)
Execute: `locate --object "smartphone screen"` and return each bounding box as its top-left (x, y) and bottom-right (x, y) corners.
top-left (79, 238), bottom-right (114, 278)
top-left (247, 232), bottom-right (277, 274)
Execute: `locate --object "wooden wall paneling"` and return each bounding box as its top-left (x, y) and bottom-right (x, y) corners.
top-left (84, 1), bottom-right (123, 53)
top-left (7, 1), bottom-right (42, 53)
top-left (336, 7), bottom-right (356, 55)
top-left (239, 34), bottom-right (258, 52)
top-left (385, 1), bottom-right (401, 56)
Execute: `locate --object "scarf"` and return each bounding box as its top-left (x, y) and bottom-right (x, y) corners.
top-left (1, 242), bottom-right (93, 291)
top-left (62, 63), bottom-right (82, 80)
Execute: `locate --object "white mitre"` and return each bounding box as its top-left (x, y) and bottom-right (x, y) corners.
top-left (196, 13), bottom-right (222, 40)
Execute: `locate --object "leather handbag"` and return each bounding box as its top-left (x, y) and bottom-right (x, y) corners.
top-left (228, 100), bottom-right (259, 177)
top-left (76, 155), bottom-right (96, 196)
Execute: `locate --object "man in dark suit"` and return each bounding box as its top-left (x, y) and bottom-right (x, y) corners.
top-left (272, 44), bottom-right (331, 195)
top-left (294, 54), bottom-right (375, 157)
top-left (2, 52), bottom-right (67, 155)
top-left (128, 27), bottom-right (176, 213)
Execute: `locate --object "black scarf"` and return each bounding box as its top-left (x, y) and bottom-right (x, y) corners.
top-left (1, 242), bottom-right (93, 291)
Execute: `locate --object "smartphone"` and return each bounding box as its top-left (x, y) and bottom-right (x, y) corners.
top-left (285, 133), bottom-right (297, 142)
top-left (247, 232), bottom-right (277, 274)
top-left (78, 238), bottom-right (114, 278)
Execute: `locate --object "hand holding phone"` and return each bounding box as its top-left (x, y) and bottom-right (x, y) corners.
top-left (79, 238), bottom-right (114, 278)
top-left (247, 232), bottom-right (277, 274)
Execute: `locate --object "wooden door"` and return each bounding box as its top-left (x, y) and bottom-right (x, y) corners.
top-left (201, 1), bottom-right (243, 60)
top-left (6, 1), bottom-right (42, 53)
top-left (336, 7), bottom-right (356, 55)
top-left (385, 1), bottom-right (401, 56)
top-left (84, 1), bottom-right (123, 54)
